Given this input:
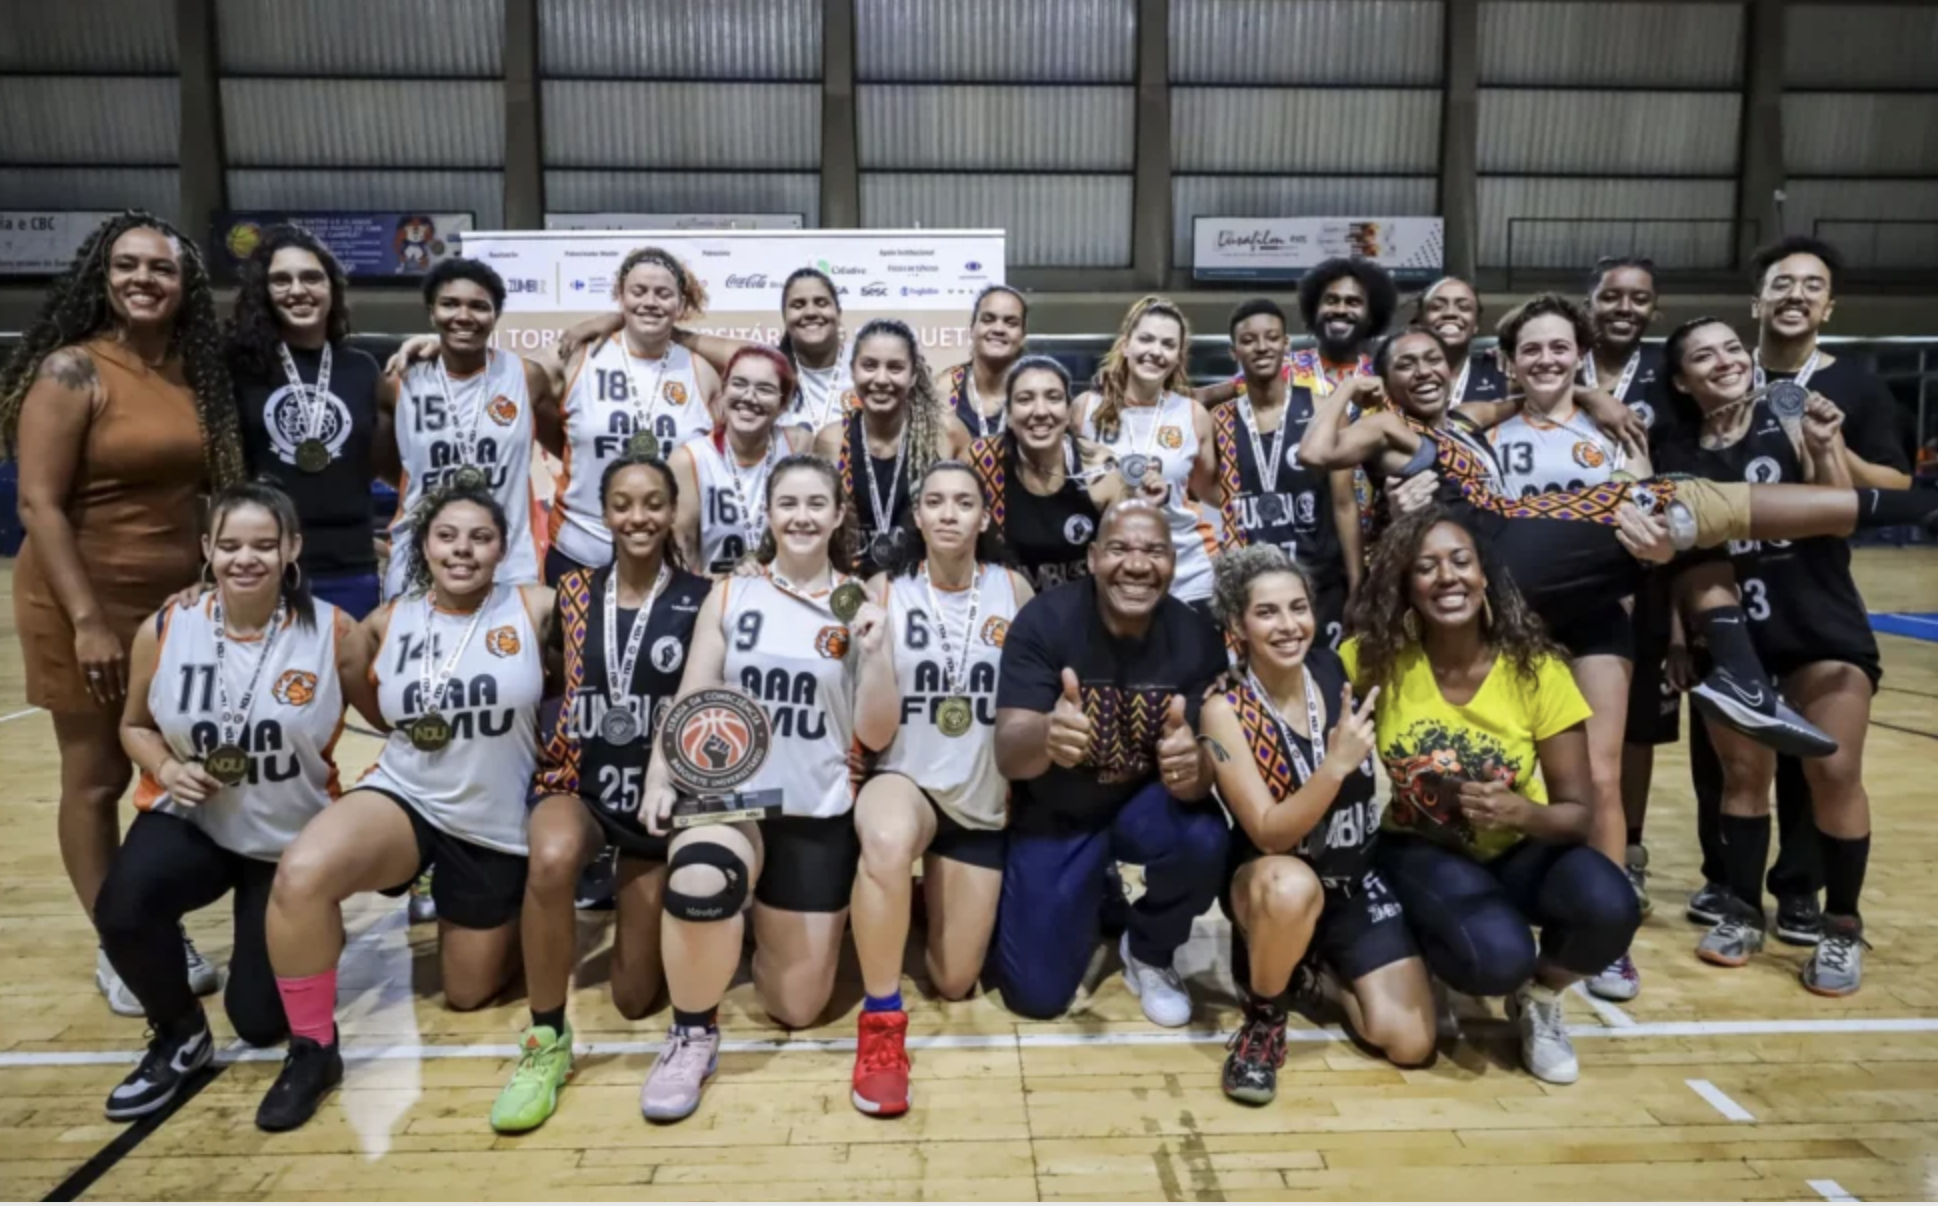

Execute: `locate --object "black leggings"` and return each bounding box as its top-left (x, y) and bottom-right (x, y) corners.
top-left (94, 810), bottom-right (287, 1046)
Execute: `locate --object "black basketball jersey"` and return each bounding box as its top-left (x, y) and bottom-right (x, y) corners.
top-left (840, 410), bottom-right (918, 579)
top-left (1212, 391), bottom-right (1346, 592)
top-left (1663, 403), bottom-right (1874, 667)
top-left (536, 564), bottom-right (709, 840)
top-left (983, 436), bottom-right (1098, 592)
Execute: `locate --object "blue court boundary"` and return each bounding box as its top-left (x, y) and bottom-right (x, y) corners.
top-left (1872, 612), bottom-right (1938, 643)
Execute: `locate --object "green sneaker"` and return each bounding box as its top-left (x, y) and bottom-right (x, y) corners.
top-left (490, 1025), bottom-right (574, 1134)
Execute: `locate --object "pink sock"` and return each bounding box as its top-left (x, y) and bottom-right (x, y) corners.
top-left (276, 970), bottom-right (339, 1047)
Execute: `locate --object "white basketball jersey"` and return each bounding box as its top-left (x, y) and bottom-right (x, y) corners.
top-left (553, 337), bottom-right (712, 567)
top-left (138, 598), bottom-right (347, 862)
top-left (1080, 392), bottom-right (1218, 602)
top-left (874, 564), bottom-right (1015, 830)
top-left (686, 432), bottom-right (783, 577)
top-left (1489, 407), bottom-right (1623, 498)
top-left (387, 351), bottom-right (541, 598)
top-left (720, 574), bottom-right (858, 820)
top-left (360, 584), bottom-right (544, 855)
top-left (781, 358), bottom-right (853, 433)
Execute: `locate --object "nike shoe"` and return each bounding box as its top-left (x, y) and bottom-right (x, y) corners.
top-left (105, 1020), bottom-right (213, 1120)
top-left (182, 927), bottom-right (220, 997)
top-left (256, 1031), bottom-right (344, 1132)
top-left (574, 848), bottom-right (618, 912)
top-left (1776, 893), bottom-right (1824, 947)
top-left (1690, 669), bottom-right (1837, 759)
top-left (1686, 882), bottom-right (1730, 926)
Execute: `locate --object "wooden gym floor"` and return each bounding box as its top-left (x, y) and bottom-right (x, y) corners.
top-left (0, 550), bottom-right (1935, 1202)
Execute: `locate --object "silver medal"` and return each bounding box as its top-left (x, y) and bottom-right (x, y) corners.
top-left (599, 705), bottom-right (642, 746)
top-left (1765, 379), bottom-right (1808, 421)
top-left (1118, 453), bottom-right (1150, 484)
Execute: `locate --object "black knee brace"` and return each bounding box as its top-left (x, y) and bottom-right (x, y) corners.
top-left (664, 841), bottom-right (750, 922)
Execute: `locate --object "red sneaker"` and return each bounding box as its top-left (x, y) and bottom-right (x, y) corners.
top-left (851, 1009), bottom-right (910, 1116)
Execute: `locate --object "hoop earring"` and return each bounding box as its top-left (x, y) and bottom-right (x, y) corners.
top-left (1402, 608), bottom-right (1421, 642)
top-left (284, 562), bottom-right (303, 592)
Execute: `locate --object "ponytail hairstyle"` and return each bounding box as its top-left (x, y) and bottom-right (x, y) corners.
top-left (402, 478), bottom-right (510, 596)
top-left (1657, 314), bottom-right (1737, 445)
top-left (206, 478), bottom-right (316, 629)
top-left (753, 453), bottom-right (861, 575)
top-left (998, 353), bottom-right (1075, 457)
top-left (713, 344), bottom-right (797, 438)
top-left (969, 283), bottom-right (1030, 330)
top-left (1209, 545), bottom-right (1315, 668)
top-left (598, 451), bottom-right (687, 573)
top-left (882, 458), bottom-right (1011, 579)
top-left (614, 246), bottom-right (709, 318)
top-left (1089, 296), bottom-right (1193, 442)
top-left (851, 317), bottom-right (950, 488)
top-left (775, 266), bottom-right (841, 366)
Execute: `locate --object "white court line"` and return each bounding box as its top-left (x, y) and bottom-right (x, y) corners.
top-left (1809, 1179), bottom-right (1861, 1202)
top-left (11, 1015), bottom-right (1938, 1070)
top-left (1571, 981), bottom-right (1636, 1028)
top-left (1685, 1077), bottom-right (1755, 1121)
top-left (0, 707), bottom-right (42, 725)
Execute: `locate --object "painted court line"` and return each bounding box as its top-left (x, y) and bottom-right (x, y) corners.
top-left (1571, 981), bottom-right (1636, 1028)
top-left (10, 1015), bottom-right (1938, 1070)
top-left (1684, 1078), bottom-right (1755, 1121)
top-left (0, 707), bottom-right (42, 725)
top-left (1809, 1179), bottom-right (1861, 1202)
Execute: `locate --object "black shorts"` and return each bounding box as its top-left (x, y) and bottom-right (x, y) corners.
top-left (568, 792), bottom-right (671, 864)
top-left (1310, 869), bottom-right (1418, 983)
top-left (756, 814), bottom-right (862, 913)
top-left (1625, 571), bottom-right (1682, 746)
top-left (1311, 577), bottom-right (1348, 651)
top-left (1549, 598), bottom-right (1635, 664)
top-left (929, 798), bottom-right (1007, 871)
top-left (373, 791), bottom-right (528, 930)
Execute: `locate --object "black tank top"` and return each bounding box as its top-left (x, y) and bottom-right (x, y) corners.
top-left (233, 342), bottom-right (381, 576)
top-left (1214, 390), bottom-right (1345, 592)
top-left (843, 410), bottom-right (917, 579)
top-left (994, 436), bottom-right (1098, 592)
top-left (537, 565), bottom-right (709, 851)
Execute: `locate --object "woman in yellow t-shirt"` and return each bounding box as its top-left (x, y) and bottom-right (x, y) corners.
top-left (1339, 507), bottom-right (1639, 1087)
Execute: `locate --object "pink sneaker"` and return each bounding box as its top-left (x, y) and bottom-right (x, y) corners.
top-left (640, 1025), bottom-right (719, 1122)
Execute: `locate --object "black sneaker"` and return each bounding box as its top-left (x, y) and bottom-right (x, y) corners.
top-left (1690, 669), bottom-right (1837, 759)
top-left (1686, 881), bottom-right (1731, 926)
top-left (1221, 1000), bottom-right (1288, 1106)
top-left (255, 1032), bottom-right (344, 1132)
top-left (574, 847), bottom-right (617, 911)
top-left (104, 1021), bottom-right (212, 1121)
top-left (1775, 893), bottom-right (1825, 947)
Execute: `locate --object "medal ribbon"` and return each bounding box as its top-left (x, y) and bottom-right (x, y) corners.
top-left (1753, 347), bottom-right (1821, 392)
top-left (211, 597), bottom-right (286, 752)
top-left (859, 417), bottom-right (909, 540)
top-left (604, 563), bottom-right (670, 712)
top-left (723, 433), bottom-right (780, 554)
top-left (1583, 348), bottom-right (1642, 403)
top-left (277, 342), bottom-right (333, 446)
top-left (1244, 668), bottom-right (1326, 788)
top-left (920, 561), bottom-right (983, 700)
top-left (436, 351), bottom-right (491, 474)
top-left (1237, 394), bottom-right (1290, 497)
top-left (619, 336), bottom-right (670, 449)
top-left (417, 593), bottom-right (490, 721)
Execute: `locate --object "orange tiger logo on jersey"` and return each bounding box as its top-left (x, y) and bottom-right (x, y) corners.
top-left (663, 381), bottom-right (688, 406)
top-left (485, 625), bottom-right (522, 657)
top-left (815, 625), bottom-right (850, 659)
top-left (980, 617), bottom-right (1010, 648)
top-left (272, 670), bottom-right (318, 707)
top-left (487, 395), bottom-right (518, 426)
top-left (1571, 441), bottom-right (1607, 469)
top-left (1157, 425), bottom-right (1184, 450)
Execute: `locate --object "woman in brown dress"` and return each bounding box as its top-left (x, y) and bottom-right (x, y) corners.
top-left (0, 211), bottom-right (245, 1011)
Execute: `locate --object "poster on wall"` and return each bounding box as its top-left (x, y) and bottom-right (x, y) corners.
top-left (544, 213), bottom-right (805, 231)
top-left (460, 227), bottom-right (1006, 375)
top-left (212, 211), bottom-right (474, 278)
top-left (0, 210), bottom-right (123, 275)
top-left (1192, 216), bottom-right (1445, 284)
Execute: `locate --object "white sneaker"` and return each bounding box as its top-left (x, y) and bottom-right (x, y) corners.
top-left (1508, 984), bottom-right (1579, 1085)
top-left (1119, 933), bottom-right (1193, 1028)
top-left (96, 947), bottom-right (144, 1018)
top-left (181, 927), bottom-right (220, 997)
top-left (1587, 953), bottom-right (1640, 1002)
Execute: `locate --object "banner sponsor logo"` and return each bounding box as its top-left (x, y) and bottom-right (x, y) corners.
top-left (213, 210), bottom-right (474, 278)
top-left (0, 211), bottom-right (123, 276)
top-left (545, 212), bottom-right (804, 232)
top-left (1191, 216), bottom-right (1444, 283)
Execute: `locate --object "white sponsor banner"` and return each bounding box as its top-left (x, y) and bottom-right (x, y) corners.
top-left (460, 228), bottom-right (1005, 368)
top-left (0, 210), bottom-right (121, 275)
top-left (544, 212), bottom-right (805, 231)
top-left (1191, 216), bottom-right (1445, 283)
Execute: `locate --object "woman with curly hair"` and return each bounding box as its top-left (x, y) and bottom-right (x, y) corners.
top-left (1075, 297), bottom-right (1223, 609)
top-left (0, 210), bottom-right (245, 1011)
top-left (254, 481), bottom-right (555, 1133)
top-left (228, 225), bottom-right (394, 619)
top-left (1342, 507), bottom-right (1633, 1086)
top-left (811, 318), bottom-right (972, 578)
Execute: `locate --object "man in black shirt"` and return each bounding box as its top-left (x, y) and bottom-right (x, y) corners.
top-left (1688, 236), bottom-right (1913, 944)
top-left (991, 501), bottom-right (1230, 1024)
top-left (228, 226), bottom-right (395, 619)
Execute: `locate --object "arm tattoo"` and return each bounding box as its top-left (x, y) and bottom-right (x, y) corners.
top-left (1198, 735), bottom-right (1231, 764)
top-left (41, 349), bottom-right (98, 392)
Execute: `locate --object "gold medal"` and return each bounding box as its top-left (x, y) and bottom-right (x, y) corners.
top-left (830, 581), bottom-right (865, 623)
top-left (295, 438), bottom-right (330, 473)
top-left (627, 430), bottom-right (660, 458)
top-left (408, 713), bottom-right (453, 752)
top-left (203, 744), bottom-right (251, 786)
top-left (936, 695), bottom-right (974, 738)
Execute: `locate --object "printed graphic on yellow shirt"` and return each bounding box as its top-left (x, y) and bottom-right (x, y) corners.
top-left (1384, 719), bottom-right (1523, 854)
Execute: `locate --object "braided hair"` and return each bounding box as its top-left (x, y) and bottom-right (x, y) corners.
top-left (0, 210), bottom-right (245, 487)
top-left (227, 224), bottom-right (353, 381)
top-left (852, 317), bottom-right (950, 490)
top-left (1088, 296), bottom-right (1193, 442)
top-left (401, 478), bottom-right (509, 597)
top-left (615, 246), bottom-right (709, 318)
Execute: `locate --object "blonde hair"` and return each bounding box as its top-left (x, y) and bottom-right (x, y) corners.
top-left (1090, 296), bottom-right (1193, 441)
top-left (614, 246), bottom-right (709, 318)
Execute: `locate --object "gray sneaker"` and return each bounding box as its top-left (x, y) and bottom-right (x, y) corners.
top-left (1696, 906), bottom-right (1766, 968)
top-left (1507, 986), bottom-right (1578, 1085)
top-left (641, 1025), bottom-right (719, 1122)
top-left (182, 927), bottom-right (220, 997)
top-left (406, 869), bottom-right (437, 925)
top-left (1801, 916), bottom-right (1867, 997)
top-left (1625, 844), bottom-right (1652, 917)
top-left (96, 947), bottom-right (144, 1018)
